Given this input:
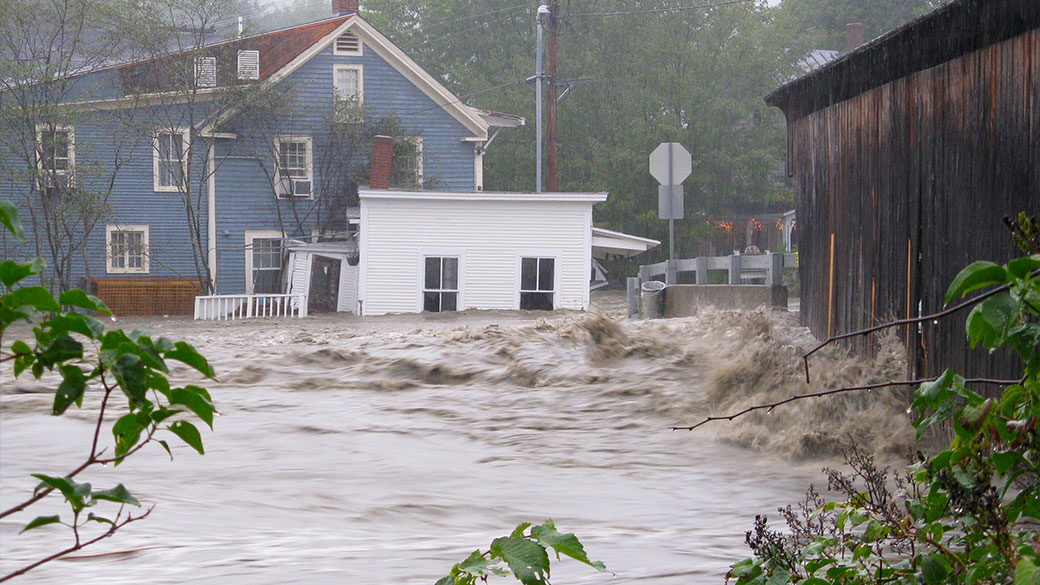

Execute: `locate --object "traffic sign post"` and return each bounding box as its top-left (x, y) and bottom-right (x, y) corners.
top-left (649, 142), bottom-right (691, 284)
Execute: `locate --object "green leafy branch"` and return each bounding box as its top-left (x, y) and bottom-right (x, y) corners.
top-left (0, 201), bottom-right (216, 582)
top-left (435, 520), bottom-right (607, 585)
top-left (724, 213), bottom-right (1040, 585)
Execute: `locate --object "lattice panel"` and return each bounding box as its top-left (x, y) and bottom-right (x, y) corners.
top-left (94, 279), bottom-right (202, 316)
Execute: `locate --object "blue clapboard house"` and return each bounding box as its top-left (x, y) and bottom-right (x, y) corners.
top-left (1, 1), bottom-right (521, 315)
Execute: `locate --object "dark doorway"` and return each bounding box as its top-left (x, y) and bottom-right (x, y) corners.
top-left (309, 255), bottom-right (341, 313)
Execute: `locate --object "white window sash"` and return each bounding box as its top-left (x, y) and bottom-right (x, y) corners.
top-left (153, 129), bottom-right (188, 192)
top-left (333, 64), bottom-right (363, 102)
top-left (105, 224), bottom-right (150, 274)
top-left (35, 125), bottom-right (75, 189)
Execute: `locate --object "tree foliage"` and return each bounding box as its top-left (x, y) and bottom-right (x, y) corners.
top-left (727, 213), bottom-right (1040, 585)
top-left (0, 200), bottom-right (216, 582)
top-left (776, 0), bottom-right (944, 51)
top-left (435, 520), bottom-right (606, 585)
top-left (0, 0), bottom-right (144, 292)
top-left (363, 0), bottom-right (803, 259)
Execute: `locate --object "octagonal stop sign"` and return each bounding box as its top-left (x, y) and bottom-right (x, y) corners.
top-left (649, 142), bottom-right (691, 220)
top-left (649, 142), bottom-right (692, 186)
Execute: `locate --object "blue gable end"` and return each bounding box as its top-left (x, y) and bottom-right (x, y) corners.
top-left (211, 38), bottom-right (482, 296)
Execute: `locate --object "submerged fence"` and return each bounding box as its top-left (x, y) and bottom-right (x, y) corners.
top-left (194, 294), bottom-right (308, 321)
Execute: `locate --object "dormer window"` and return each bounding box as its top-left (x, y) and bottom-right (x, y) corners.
top-left (237, 50), bottom-right (259, 80)
top-left (194, 56), bottom-right (216, 87)
top-left (333, 32), bottom-right (362, 56)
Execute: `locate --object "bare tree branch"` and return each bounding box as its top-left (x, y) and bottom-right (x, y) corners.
top-left (673, 376), bottom-right (1023, 431)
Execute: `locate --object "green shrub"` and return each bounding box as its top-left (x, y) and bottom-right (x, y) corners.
top-left (728, 213), bottom-right (1040, 585)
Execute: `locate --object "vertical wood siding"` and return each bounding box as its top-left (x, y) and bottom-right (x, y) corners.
top-left (789, 28), bottom-right (1040, 381)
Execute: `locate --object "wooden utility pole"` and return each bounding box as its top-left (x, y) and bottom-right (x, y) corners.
top-left (546, 0), bottom-right (559, 192)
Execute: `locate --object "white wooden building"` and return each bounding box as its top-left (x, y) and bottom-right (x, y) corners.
top-left (356, 189), bottom-right (608, 316)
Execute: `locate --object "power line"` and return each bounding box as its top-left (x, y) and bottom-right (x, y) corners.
top-left (568, 0), bottom-right (752, 18)
top-left (418, 0), bottom-right (540, 31)
top-left (401, 10), bottom-right (531, 50)
top-left (399, 79), bottom-right (527, 117)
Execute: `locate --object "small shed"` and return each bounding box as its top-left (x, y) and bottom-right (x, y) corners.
top-left (285, 240), bottom-right (359, 314)
top-left (357, 189), bottom-right (607, 315)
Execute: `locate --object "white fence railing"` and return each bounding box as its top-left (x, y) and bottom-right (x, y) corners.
top-left (194, 293), bottom-right (308, 321)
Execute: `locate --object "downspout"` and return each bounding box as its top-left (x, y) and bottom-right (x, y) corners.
top-left (207, 141), bottom-right (217, 293)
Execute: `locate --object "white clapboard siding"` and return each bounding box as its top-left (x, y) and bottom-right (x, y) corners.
top-left (359, 191), bottom-right (605, 316)
top-left (288, 252), bottom-right (312, 297)
top-left (339, 262), bottom-right (359, 313)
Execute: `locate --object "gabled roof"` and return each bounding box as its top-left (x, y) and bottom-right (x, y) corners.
top-left (765, 0), bottom-right (1040, 122)
top-left (71, 15), bottom-right (493, 138)
top-left (114, 15), bottom-right (353, 92)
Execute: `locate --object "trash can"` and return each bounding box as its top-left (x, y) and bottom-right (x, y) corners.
top-left (639, 280), bottom-right (666, 319)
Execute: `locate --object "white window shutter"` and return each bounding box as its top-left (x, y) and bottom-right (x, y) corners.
top-left (237, 50), bottom-right (259, 80)
top-left (194, 56), bottom-right (217, 87)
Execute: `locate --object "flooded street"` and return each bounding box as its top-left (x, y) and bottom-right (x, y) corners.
top-left (0, 297), bottom-right (911, 584)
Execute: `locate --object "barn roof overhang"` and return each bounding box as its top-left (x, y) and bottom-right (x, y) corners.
top-left (765, 0), bottom-right (1040, 122)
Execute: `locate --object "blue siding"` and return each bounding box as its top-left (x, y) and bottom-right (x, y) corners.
top-left (1, 29), bottom-right (481, 297)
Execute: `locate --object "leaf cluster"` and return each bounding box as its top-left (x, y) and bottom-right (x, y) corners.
top-left (728, 220), bottom-right (1040, 585)
top-left (0, 200), bottom-right (216, 580)
top-left (435, 520), bottom-right (607, 585)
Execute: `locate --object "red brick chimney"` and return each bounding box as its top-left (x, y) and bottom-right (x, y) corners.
top-left (333, 0), bottom-right (359, 15)
top-left (845, 23), bottom-right (865, 53)
top-left (370, 135), bottom-right (394, 190)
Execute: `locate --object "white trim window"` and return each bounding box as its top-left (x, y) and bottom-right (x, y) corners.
top-left (36, 125), bottom-right (75, 192)
top-left (394, 136), bottom-right (423, 189)
top-left (519, 256), bottom-right (556, 310)
top-left (274, 136), bottom-right (313, 198)
top-left (106, 225), bottom-right (149, 274)
top-left (245, 230), bottom-right (285, 294)
top-left (422, 256), bottom-right (459, 312)
top-left (333, 31), bottom-right (363, 56)
top-left (153, 129), bottom-right (188, 192)
top-left (333, 64), bottom-right (363, 103)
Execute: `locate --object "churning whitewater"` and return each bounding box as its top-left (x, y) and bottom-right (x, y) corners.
top-left (0, 296), bottom-right (912, 584)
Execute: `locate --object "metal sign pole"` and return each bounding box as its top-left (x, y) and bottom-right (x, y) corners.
top-left (667, 144), bottom-right (675, 284)
top-left (650, 142), bottom-right (690, 285)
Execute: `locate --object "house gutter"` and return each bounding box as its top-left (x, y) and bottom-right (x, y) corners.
top-left (207, 141), bottom-right (217, 292)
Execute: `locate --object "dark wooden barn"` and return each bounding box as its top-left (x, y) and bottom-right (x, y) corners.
top-left (765, 0), bottom-right (1039, 379)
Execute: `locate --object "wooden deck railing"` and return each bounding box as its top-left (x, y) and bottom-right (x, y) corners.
top-left (193, 294), bottom-right (308, 321)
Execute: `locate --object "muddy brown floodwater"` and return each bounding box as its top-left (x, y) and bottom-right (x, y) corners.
top-left (0, 294), bottom-right (912, 584)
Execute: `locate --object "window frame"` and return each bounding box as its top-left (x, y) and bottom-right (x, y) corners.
top-left (332, 64), bottom-right (364, 103)
top-left (105, 224), bottom-right (149, 274)
top-left (418, 249), bottom-right (465, 312)
top-left (244, 230), bottom-right (286, 294)
top-left (517, 254), bottom-right (558, 310)
top-left (153, 128), bottom-right (189, 192)
top-left (273, 135), bottom-right (314, 199)
top-left (35, 125), bottom-right (75, 190)
top-left (394, 136), bottom-right (423, 189)
top-left (332, 32), bottom-right (363, 56)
